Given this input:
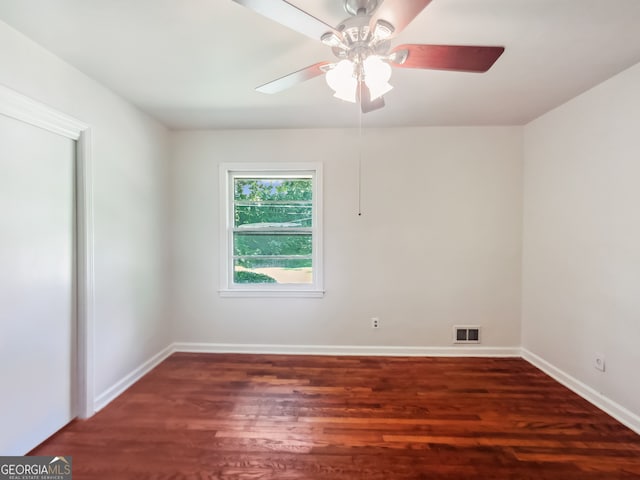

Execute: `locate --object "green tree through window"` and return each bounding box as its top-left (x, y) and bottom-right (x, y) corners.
top-left (233, 177), bottom-right (313, 284)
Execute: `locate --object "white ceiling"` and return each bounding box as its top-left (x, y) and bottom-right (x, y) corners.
top-left (1, 0), bottom-right (640, 130)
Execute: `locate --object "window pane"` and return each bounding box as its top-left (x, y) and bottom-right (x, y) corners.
top-left (234, 258), bottom-right (312, 285)
top-left (233, 232), bottom-right (312, 257)
top-left (234, 204), bottom-right (312, 228)
top-left (224, 166), bottom-right (321, 294)
top-left (234, 178), bottom-right (312, 202)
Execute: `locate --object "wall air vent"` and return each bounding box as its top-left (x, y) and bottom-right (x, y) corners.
top-left (453, 325), bottom-right (481, 344)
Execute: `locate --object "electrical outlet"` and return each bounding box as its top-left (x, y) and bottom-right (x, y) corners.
top-left (371, 317), bottom-right (380, 329)
top-left (594, 353), bottom-right (605, 372)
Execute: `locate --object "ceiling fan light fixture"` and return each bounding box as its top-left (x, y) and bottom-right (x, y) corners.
top-left (360, 25), bottom-right (370, 41)
top-left (363, 55), bottom-right (392, 81)
top-left (366, 81), bottom-right (393, 100)
top-left (333, 83), bottom-right (358, 103)
top-left (373, 19), bottom-right (394, 40)
top-left (326, 59), bottom-right (357, 103)
top-left (345, 27), bottom-right (360, 43)
top-left (363, 55), bottom-right (393, 100)
top-left (321, 32), bottom-right (343, 48)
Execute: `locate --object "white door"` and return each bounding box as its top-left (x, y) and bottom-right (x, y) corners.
top-left (0, 113), bottom-right (76, 455)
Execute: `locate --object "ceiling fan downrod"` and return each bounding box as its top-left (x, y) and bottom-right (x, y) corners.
top-left (344, 0), bottom-right (378, 17)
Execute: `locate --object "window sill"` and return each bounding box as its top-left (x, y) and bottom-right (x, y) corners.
top-left (219, 289), bottom-right (325, 298)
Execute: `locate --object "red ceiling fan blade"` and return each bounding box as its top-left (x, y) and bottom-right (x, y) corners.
top-left (391, 44), bottom-right (505, 72)
top-left (256, 62), bottom-right (331, 94)
top-left (233, 0), bottom-right (341, 41)
top-left (358, 81), bottom-right (385, 114)
top-left (369, 0), bottom-right (433, 38)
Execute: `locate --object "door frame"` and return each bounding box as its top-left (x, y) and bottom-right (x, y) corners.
top-left (0, 83), bottom-right (95, 419)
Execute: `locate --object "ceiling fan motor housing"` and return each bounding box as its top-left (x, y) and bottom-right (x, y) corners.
top-left (333, 14), bottom-right (391, 61)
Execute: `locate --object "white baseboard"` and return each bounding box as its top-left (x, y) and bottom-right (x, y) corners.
top-left (171, 342), bottom-right (521, 357)
top-left (93, 344), bottom-right (174, 412)
top-left (522, 348), bottom-right (640, 435)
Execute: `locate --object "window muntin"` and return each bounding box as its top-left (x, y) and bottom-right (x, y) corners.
top-left (220, 164), bottom-right (323, 297)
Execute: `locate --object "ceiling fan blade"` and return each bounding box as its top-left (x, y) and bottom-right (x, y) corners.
top-left (233, 0), bottom-right (341, 41)
top-left (358, 82), bottom-right (385, 114)
top-left (391, 44), bottom-right (505, 72)
top-left (369, 0), bottom-right (433, 37)
top-left (256, 62), bottom-right (331, 94)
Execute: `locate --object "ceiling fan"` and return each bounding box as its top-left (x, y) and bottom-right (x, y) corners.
top-left (233, 0), bottom-right (505, 113)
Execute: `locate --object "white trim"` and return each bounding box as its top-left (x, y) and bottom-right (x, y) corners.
top-left (172, 342), bottom-right (521, 357)
top-left (0, 83), bottom-right (95, 419)
top-left (219, 289), bottom-right (325, 298)
top-left (75, 130), bottom-right (95, 418)
top-left (522, 348), bottom-right (640, 435)
top-left (0, 84), bottom-right (85, 139)
top-left (94, 345), bottom-right (174, 412)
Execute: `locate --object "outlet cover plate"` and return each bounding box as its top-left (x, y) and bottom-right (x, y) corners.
top-left (594, 353), bottom-right (605, 372)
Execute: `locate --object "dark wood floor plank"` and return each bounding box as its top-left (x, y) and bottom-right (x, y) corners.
top-left (29, 353), bottom-right (640, 479)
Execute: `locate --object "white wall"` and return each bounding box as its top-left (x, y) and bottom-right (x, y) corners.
top-left (522, 62), bottom-right (640, 419)
top-left (169, 127), bottom-right (523, 350)
top-left (0, 21), bottom-right (171, 404)
top-left (3, 9), bottom-right (638, 433)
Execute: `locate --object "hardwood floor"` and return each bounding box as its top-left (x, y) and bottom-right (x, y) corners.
top-left (31, 353), bottom-right (640, 479)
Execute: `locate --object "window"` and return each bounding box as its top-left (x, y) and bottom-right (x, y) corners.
top-left (219, 163), bottom-right (323, 297)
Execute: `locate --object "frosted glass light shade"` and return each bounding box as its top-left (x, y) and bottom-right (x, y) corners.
top-left (363, 55), bottom-right (392, 83)
top-left (326, 60), bottom-right (357, 103)
top-left (363, 55), bottom-right (393, 100)
top-left (333, 82), bottom-right (357, 102)
top-left (367, 81), bottom-right (393, 100)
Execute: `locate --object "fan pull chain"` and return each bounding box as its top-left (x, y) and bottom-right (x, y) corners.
top-left (357, 82), bottom-right (363, 217)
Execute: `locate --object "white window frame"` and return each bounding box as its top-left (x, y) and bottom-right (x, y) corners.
top-left (219, 162), bottom-right (324, 298)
